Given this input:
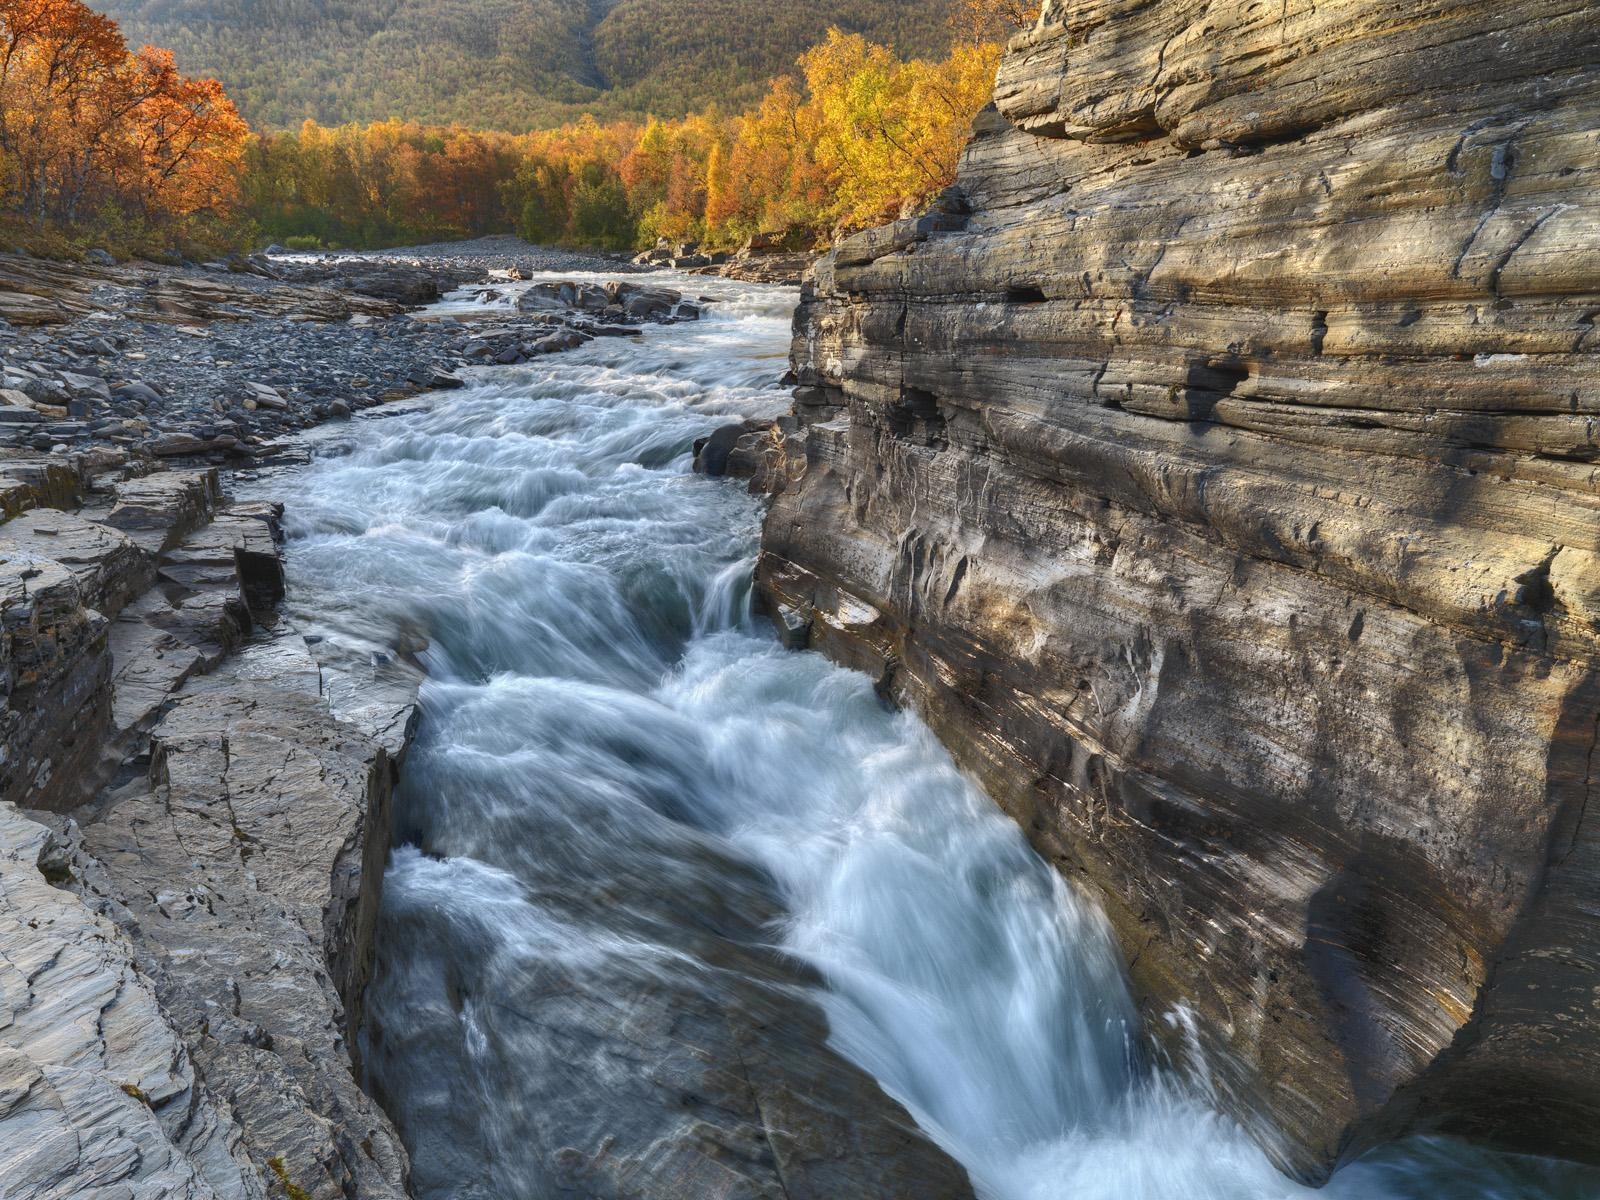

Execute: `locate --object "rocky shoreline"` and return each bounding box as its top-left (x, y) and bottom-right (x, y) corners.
top-left (0, 244), bottom-right (722, 1199)
top-left (0, 245), bottom-right (710, 462)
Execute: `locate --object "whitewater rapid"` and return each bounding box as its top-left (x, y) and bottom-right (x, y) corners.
top-left (272, 273), bottom-right (1597, 1200)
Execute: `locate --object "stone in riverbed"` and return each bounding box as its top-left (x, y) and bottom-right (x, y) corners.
top-left (621, 288), bottom-right (679, 321)
top-left (113, 381), bottom-right (161, 407)
top-left (21, 378), bottom-right (69, 406)
top-left (694, 419), bottom-right (776, 480)
top-left (240, 381), bottom-right (287, 410)
top-left (58, 371), bottom-right (110, 401)
top-left (146, 432), bottom-right (215, 456)
top-left (404, 363), bottom-right (463, 388)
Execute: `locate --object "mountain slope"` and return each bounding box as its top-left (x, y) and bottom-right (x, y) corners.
top-left (97, 0), bottom-right (958, 130)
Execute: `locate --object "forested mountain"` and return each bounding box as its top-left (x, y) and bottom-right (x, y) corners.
top-left (96, 0), bottom-right (960, 129)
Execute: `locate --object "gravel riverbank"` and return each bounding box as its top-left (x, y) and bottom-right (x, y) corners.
top-left (0, 242), bottom-right (691, 462)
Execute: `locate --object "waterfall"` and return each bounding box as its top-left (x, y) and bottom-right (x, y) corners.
top-left (273, 274), bottom-right (1597, 1200)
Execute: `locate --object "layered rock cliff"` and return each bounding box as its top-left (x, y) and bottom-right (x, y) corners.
top-left (757, 0), bottom-right (1600, 1180)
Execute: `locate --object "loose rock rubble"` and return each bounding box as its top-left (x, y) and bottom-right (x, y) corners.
top-left (0, 250), bottom-right (708, 464)
top-left (633, 233), bottom-right (815, 284)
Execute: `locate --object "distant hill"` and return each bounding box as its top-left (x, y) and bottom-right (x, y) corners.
top-left (98, 0), bottom-right (960, 130)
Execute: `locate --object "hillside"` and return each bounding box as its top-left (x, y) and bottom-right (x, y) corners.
top-left (96, 0), bottom-right (960, 130)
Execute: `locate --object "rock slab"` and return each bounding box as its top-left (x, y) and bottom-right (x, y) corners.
top-left (0, 456), bottom-right (417, 1199)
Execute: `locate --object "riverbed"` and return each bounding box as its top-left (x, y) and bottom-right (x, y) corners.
top-left (270, 274), bottom-right (1600, 1200)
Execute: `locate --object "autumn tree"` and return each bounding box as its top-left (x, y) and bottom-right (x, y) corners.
top-left (0, 0), bottom-right (125, 217)
top-left (0, 0), bottom-right (246, 240)
top-left (115, 48), bottom-right (248, 219)
top-left (781, 29), bottom-right (997, 231)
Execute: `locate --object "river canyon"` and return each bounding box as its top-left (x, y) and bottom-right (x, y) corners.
top-left (265, 272), bottom-right (1596, 1199)
top-left (0, 0), bottom-right (1597, 1193)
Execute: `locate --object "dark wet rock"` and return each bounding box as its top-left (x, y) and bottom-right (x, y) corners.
top-left (694, 419), bottom-right (776, 481)
top-left (371, 747), bottom-right (973, 1200)
top-left (0, 554), bottom-right (112, 814)
top-left (621, 287), bottom-right (678, 321)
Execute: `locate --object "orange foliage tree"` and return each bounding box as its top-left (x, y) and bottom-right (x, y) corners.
top-left (0, 0), bottom-right (246, 236)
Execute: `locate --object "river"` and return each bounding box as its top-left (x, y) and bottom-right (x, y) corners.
top-left (271, 273), bottom-right (1598, 1200)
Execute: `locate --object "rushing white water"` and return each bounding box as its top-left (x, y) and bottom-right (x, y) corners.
top-left (273, 273), bottom-right (1599, 1200)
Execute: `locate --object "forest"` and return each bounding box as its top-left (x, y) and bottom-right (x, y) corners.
top-left (1, 0), bottom-right (1028, 256)
top-left (244, 30), bottom-right (1002, 253)
top-left (95, 0), bottom-right (970, 131)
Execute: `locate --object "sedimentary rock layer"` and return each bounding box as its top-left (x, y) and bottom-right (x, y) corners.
top-left (758, 0), bottom-right (1600, 1179)
top-left (0, 452), bottom-right (417, 1199)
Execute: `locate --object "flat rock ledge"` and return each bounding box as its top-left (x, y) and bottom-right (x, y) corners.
top-left (755, 0), bottom-right (1600, 1184)
top-left (0, 447), bottom-right (419, 1200)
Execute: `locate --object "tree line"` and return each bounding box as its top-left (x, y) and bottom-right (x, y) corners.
top-left (2, 0), bottom-right (1033, 256)
top-left (246, 29), bottom-right (1003, 253)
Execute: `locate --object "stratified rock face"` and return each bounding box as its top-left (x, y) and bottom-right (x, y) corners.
top-left (758, 0), bottom-right (1600, 1181)
top-left (77, 635), bottom-right (415, 1200)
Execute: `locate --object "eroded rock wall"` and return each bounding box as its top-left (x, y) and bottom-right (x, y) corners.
top-left (757, 0), bottom-right (1600, 1179)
